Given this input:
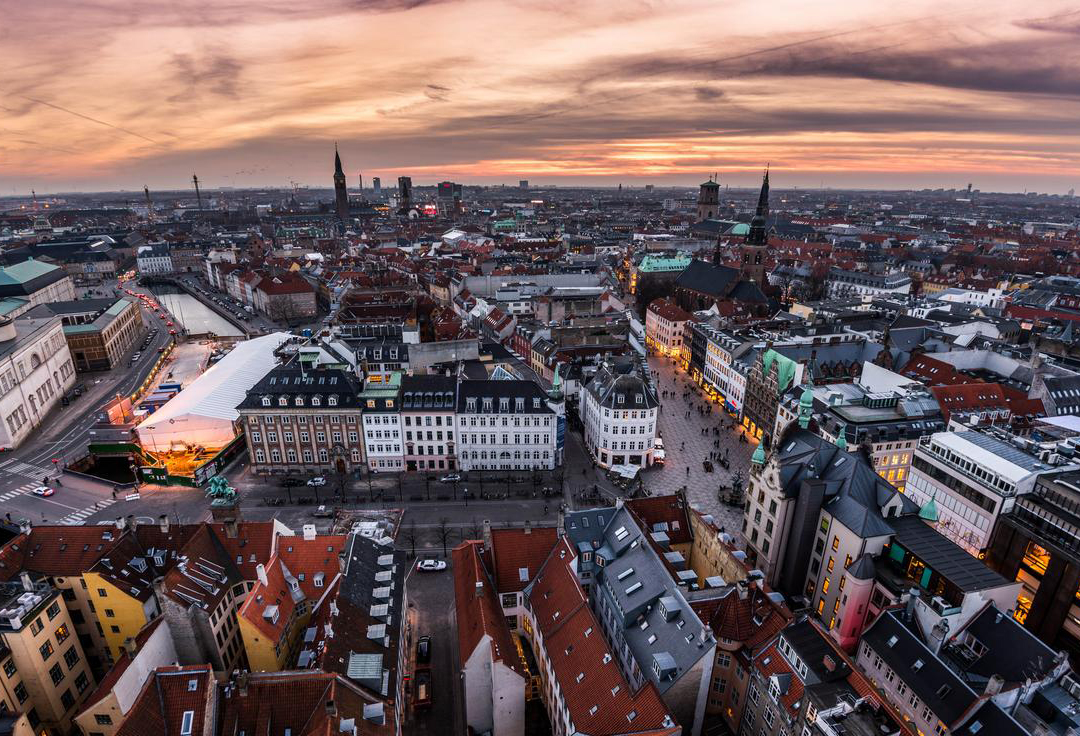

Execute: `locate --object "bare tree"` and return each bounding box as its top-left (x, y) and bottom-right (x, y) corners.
top-left (400, 523), bottom-right (420, 558)
top-left (464, 517), bottom-right (483, 541)
top-left (436, 516), bottom-right (455, 557)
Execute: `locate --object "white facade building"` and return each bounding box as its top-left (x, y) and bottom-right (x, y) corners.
top-left (0, 315), bottom-right (76, 449)
top-left (578, 358), bottom-right (658, 469)
top-left (906, 429), bottom-right (1065, 556)
top-left (456, 381), bottom-right (557, 471)
top-left (135, 244), bottom-right (174, 275)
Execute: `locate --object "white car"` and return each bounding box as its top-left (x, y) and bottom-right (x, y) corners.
top-left (307, 477), bottom-right (327, 487)
top-left (653, 437), bottom-right (664, 450)
top-left (440, 474), bottom-right (462, 483)
top-left (416, 559), bottom-right (447, 572)
top-left (31, 486), bottom-right (54, 497)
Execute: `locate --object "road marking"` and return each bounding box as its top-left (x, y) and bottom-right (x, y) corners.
top-left (5, 461), bottom-right (52, 478)
top-left (60, 498), bottom-right (117, 525)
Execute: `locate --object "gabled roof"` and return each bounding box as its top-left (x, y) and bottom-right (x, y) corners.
top-left (451, 541), bottom-right (524, 675)
top-left (114, 665), bottom-right (214, 736)
top-left (489, 527), bottom-right (559, 593)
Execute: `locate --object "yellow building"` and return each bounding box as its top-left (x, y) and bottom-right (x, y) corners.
top-left (82, 537), bottom-right (161, 662)
top-left (0, 576), bottom-right (97, 735)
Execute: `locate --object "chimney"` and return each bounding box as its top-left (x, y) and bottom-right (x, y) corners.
top-left (524, 520), bottom-right (531, 535)
top-left (127, 514), bottom-right (137, 531)
top-left (115, 516), bottom-right (126, 531)
top-left (822, 655), bottom-right (836, 672)
top-left (124, 636), bottom-right (138, 659)
top-left (985, 674), bottom-right (1004, 696)
top-left (237, 672), bottom-right (249, 696)
top-left (475, 581), bottom-right (484, 598)
top-left (18, 519), bottom-right (31, 535)
top-left (225, 518), bottom-right (238, 538)
top-left (20, 572), bottom-right (33, 592)
top-left (325, 700), bottom-right (337, 717)
top-left (482, 519), bottom-right (493, 551)
top-left (256, 564), bottom-right (268, 587)
top-left (158, 515), bottom-right (169, 533)
top-left (905, 587), bottom-right (919, 621)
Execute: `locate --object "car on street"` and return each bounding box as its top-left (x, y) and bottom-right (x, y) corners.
top-left (307, 476), bottom-right (327, 486)
top-left (312, 505), bottom-right (334, 518)
top-left (439, 473), bottom-right (461, 483)
top-left (31, 486), bottom-right (54, 497)
top-left (169, 329), bottom-right (177, 335)
top-left (653, 437), bottom-right (664, 450)
top-left (415, 559), bottom-right (447, 572)
top-left (416, 635), bottom-right (432, 665)
top-left (131, 353), bottom-right (141, 362)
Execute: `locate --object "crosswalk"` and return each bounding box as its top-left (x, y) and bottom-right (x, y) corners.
top-left (59, 498), bottom-right (117, 526)
top-left (0, 481), bottom-right (44, 503)
top-left (0, 458), bottom-right (54, 478)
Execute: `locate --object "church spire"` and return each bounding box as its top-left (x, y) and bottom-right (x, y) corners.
top-left (746, 166), bottom-right (770, 247)
top-left (334, 144), bottom-right (344, 177)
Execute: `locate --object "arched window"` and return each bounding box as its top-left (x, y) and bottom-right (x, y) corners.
top-left (29, 354), bottom-right (40, 369)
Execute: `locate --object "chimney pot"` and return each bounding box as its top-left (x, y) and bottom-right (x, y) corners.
top-left (475, 581), bottom-right (483, 598)
top-left (256, 564), bottom-right (268, 587)
top-left (159, 515), bottom-right (169, 533)
top-left (20, 572), bottom-right (33, 592)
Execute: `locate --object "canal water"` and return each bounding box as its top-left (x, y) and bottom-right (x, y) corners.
top-left (153, 290), bottom-right (244, 337)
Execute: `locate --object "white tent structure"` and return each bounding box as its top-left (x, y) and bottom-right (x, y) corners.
top-left (136, 333), bottom-right (291, 451)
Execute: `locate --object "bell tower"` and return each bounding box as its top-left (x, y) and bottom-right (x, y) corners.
top-left (697, 175), bottom-right (720, 221)
top-left (740, 167), bottom-right (770, 284)
top-left (333, 144), bottom-right (349, 221)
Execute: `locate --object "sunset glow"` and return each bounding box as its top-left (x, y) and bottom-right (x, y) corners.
top-left (2, 0), bottom-right (1080, 192)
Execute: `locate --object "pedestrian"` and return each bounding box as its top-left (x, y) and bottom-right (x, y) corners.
top-left (686, 466), bottom-right (690, 477)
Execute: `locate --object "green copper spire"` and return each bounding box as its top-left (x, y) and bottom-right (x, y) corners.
top-left (751, 444), bottom-right (766, 466)
top-left (919, 496), bottom-right (939, 522)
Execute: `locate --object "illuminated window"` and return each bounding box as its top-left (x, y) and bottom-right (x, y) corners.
top-left (816, 598), bottom-right (825, 615)
top-left (832, 536), bottom-right (840, 551)
top-left (822, 577), bottom-right (831, 594)
top-left (827, 557), bottom-right (835, 572)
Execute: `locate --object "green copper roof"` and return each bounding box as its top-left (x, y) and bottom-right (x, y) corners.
top-left (0, 258), bottom-right (61, 286)
top-left (638, 254), bottom-right (691, 273)
top-left (836, 431), bottom-right (847, 450)
top-left (919, 496), bottom-right (939, 522)
top-left (762, 349), bottom-right (797, 396)
top-left (729, 223), bottom-right (750, 236)
top-left (751, 444), bottom-right (766, 465)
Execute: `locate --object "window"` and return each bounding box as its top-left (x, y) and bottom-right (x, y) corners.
top-left (29, 618), bottom-right (43, 635)
top-left (832, 535), bottom-right (840, 551)
top-left (181, 711), bottom-right (194, 736)
top-left (49, 663), bottom-right (63, 685)
top-left (95, 715), bottom-right (113, 726)
top-left (39, 640), bottom-right (54, 661)
top-left (14, 682), bottom-right (28, 704)
top-left (75, 671), bottom-right (89, 694)
top-left (46, 601), bottom-right (61, 620)
top-left (3, 658), bottom-right (15, 677)
top-left (55, 624), bottom-right (70, 644)
top-left (64, 647), bottom-right (79, 669)
top-left (104, 608), bottom-right (115, 618)
top-left (60, 688), bottom-right (75, 710)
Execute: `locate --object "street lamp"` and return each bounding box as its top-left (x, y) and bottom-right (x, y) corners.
top-left (463, 488), bottom-right (469, 507)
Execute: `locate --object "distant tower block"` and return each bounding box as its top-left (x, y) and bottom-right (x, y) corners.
top-left (372, 177), bottom-right (382, 196)
top-left (697, 175), bottom-right (720, 221)
top-left (398, 176), bottom-right (413, 211)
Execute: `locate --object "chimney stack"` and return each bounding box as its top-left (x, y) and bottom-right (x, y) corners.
top-left (124, 636), bottom-right (138, 659)
top-left (237, 672), bottom-right (249, 696)
top-left (475, 581), bottom-right (484, 598)
top-left (116, 516), bottom-right (126, 531)
top-left (256, 564), bottom-right (268, 587)
top-left (20, 572), bottom-right (33, 592)
top-left (159, 515), bottom-right (169, 533)
top-left (905, 588), bottom-right (919, 621)
top-left (325, 700), bottom-right (337, 717)
top-left (524, 520), bottom-right (531, 535)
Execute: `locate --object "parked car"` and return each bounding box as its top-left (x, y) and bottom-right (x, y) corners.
top-left (312, 505), bottom-right (334, 518)
top-left (307, 476), bottom-right (327, 487)
top-left (416, 559), bottom-right (447, 572)
top-left (439, 473), bottom-right (461, 483)
top-left (416, 636), bottom-right (432, 666)
top-left (31, 486), bottom-right (54, 497)
top-left (653, 437), bottom-right (664, 450)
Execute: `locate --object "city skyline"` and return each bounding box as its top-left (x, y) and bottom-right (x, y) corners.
top-left (3, 0), bottom-right (1080, 194)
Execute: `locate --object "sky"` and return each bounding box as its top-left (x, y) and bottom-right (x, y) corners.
top-left (2, 0), bottom-right (1080, 194)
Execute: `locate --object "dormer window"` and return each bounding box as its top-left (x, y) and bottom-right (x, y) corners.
top-left (328, 395), bottom-right (338, 407)
top-left (617, 393), bottom-right (625, 404)
top-left (295, 397), bottom-right (304, 406)
top-left (533, 398), bottom-right (541, 409)
top-left (390, 349), bottom-right (397, 359)
top-left (467, 397), bottom-right (477, 412)
top-left (261, 397), bottom-right (271, 406)
top-left (499, 398), bottom-right (509, 412)
top-left (278, 396), bottom-right (287, 406)
top-left (515, 397), bottom-right (524, 411)
top-left (482, 398), bottom-right (493, 412)
top-left (373, 349), bottom-right (382, 361)
top-left (311, 396), bottom-right (321, 406)
top-left (636, 394), bottom-right (643, 404)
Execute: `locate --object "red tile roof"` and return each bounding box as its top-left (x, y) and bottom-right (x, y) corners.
top-left (647, 298), bottom-right (692, 324)
top-left (0, 525), bottom-right (123, 580)
top-left (527, 538), bottom-right (678, 735)
top-left (115, 665), bottom-right (214, 736)
top-left (626, 494), bottom-right (694, 546)
top-left (451, 541), bottom-right (524, 676)
top-left (755, 641), bottom-right (805, 717)
top-left (76, 617), bottom-right (166, 717)
top-left (693, 584), bottom-right (791, 652)
top-left (489, 527), bottom-right (559, 593)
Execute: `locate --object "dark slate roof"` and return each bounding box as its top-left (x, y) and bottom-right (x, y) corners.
top-left (771, 428), bottom-right (915, 536)
top-left (456, 380), bottom-right (553, 414)
top-left (400, 374), bottom-right (456, 410)
top-left (675, 260), bottom-right (741, 298)
top-left (952, 699), bottom-right (1026, 736)
top-left (863, 609), bottom-right (976, 726)
top-left (945, 604), bottom-right (1058, 684)
top-left (583, 358), bottom-right (659, 410)
top-left (846, 553), bottom-right (876, 580)
top-left (890, 516), bottom-right (1010, 593)
top-left (236, 366), bottom-right (363, 409)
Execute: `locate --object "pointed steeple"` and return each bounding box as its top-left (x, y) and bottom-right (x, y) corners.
top-left (746, 166), bottom-right (770, 246)
top-left (334, 143), bottom-right (344, 177)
